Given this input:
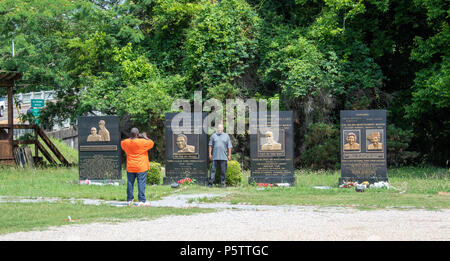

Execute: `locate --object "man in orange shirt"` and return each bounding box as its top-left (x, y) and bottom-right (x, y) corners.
top-left (121, 127), bottom-right (154, 206)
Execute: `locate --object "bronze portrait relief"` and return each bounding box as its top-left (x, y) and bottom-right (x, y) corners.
top-left (87, 127), bottom-right (102, 142)
top-left (98, 120), bottom-right (110, 142)
top-left (343, 132), bottom-right (360, 151)
top-left (260, 131), bottom-right (282, 151)
top-left (367, 130), bottom-right (383, 150)
top-left (176, 134), bottom-right (196, 153)
top-left (86, 120), bottom-right (110, 142)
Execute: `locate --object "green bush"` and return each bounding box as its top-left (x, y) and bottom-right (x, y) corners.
top-left (387, 125), bottom-right (419, 167)
top-left (213, 160), bottom-right (242, 186)
top-left (301, 122), bottom-right (340, 170)
top-left (147, 162), bottom-right (162, 185)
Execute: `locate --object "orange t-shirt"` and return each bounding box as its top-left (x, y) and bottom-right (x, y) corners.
top-left (121, 138), bottom-right (155, 173)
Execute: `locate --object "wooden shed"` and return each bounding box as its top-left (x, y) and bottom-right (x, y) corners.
top-left (0, 70), bottom-right (70, 166)
top-left (0, 71), bottom-right (22, 165)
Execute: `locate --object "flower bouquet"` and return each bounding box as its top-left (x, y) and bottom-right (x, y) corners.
top-left (256, 183), bottom-right (277, 188)
top-left (178, 178), bottom-right (193, 185)
top-left (339, 180), bottom-right (356, 188)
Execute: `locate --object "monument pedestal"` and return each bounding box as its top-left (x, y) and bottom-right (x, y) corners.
top-left (340, 110), bottom-right (388, 185)
top-left (163, 176), bottom-right (209, 185)
top-left (338, 176), bottom-right (388, 185)
top-left (164, 113), bottom-right (208, 185)
top-left (249, 175), bottom-right (296, 184)
top-left (79, 179), bottom-right (125, 185)
top-left (78, 116), bottom-right (122, 182)
top-left (249, 111), bottom-right (295, 185)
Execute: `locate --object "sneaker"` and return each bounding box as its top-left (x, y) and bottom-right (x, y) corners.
top-left (138, 202), bottom-right (150, 207)
top-left (127, 201), bottom-right (133, 206)
top-left (208, 184), bottom-right (212, 188)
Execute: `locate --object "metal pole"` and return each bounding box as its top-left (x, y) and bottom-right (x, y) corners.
top-left (7, 84), bottom-right (13, 142)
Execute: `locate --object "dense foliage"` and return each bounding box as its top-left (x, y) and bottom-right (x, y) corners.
top-left (301, 122), bottom-right (340, 170)
top-left (1, 0), bottom-right (449, 167)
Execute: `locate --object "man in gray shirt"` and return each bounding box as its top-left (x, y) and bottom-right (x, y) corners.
top-left (208, 123), bottom-right (232, 187)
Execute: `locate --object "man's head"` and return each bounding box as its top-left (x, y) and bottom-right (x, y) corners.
top-left (176, 134), bottom-right (188, 149)
top-left (90, 127), bottom-right (97, 135)
top-left (98, 120), bottom-right (106, 129)
top-left (217, 123), bottom-right (224, 134)
top-left (367, 132), bottom-right (380, 144)
top-left (130, 127), bottom-right (139, 138)
top-left (265, 131), bottom-right (275, 144)
top-left (346, 133), bottom-right (357, 144)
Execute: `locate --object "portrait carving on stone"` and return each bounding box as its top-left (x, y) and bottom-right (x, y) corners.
top-left (176, 134), bottom-right (196, 153)
top-left (98, 120), bottom-right (110, 142)
top-left (367, 131), bottom-right (383, 150)
top-left (87, 127), bottom-right (102, 142)
top-left (260, 131), bottom-right (282, 151)
top-left (343, 132), bottom-right (360, 151)
top-left (86, 120), bottom-right (110, 142)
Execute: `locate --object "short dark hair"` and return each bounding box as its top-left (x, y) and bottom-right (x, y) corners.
top-left (130, 127), bottom-right (139, 137)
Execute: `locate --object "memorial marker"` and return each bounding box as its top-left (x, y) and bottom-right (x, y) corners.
top-left (339, 110), bottom-right (388, 184)
top-left (78, 116), bottom-right (122, 182)
top-left (164, 112), bottom-right (208, 185)
top-left (249, 111), bottom-right (295, 184)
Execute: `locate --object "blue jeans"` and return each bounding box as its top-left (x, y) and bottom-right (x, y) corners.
top-left (209, 160), bottom-right (227, 185)
top-left (127, 171), bottom-right (147, 202)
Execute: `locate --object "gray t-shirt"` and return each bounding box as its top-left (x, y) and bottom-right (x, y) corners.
top-left (209, 133), bottom-right (232, 160)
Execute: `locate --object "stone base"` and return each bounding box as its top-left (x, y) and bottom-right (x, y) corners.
top-left (248, 175), bottom-right (296, 185)
top-left (339, 176), bottom-right (388, 185)
top-left (78, 179), bottom-right (125, 185)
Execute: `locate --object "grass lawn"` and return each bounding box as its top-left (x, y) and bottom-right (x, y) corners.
top-left (0, 166), bottom-right (448, 208)
top-left (0, 202), bottom-right (213, 235)
top-left (0, 166), bottom-right (213, 235)
top-left (0, 166), bottom-right (178, 201)
top-left (176, 167), bottom-right (450, 210)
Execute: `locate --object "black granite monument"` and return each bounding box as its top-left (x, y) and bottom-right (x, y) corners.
top-left (78, 116), bottom-right (122, 182)
top-left (249, 111), bottom-right (295, 184)
top-left (164, 112), bottom-right (208, 185)
top-left (339, 110), bottom-right (388, 184)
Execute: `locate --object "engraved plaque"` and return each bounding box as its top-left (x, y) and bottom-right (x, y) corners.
top-left (339, 110), bottom-right (388, 184)
top-left (249, 111), bottom-right (295, 184)
top-left (79, 154), bottom-right (120, 180)
top-left (78, 116), bottom-right (122, 181)
top-left (79, 145), bottom-right (118, 152)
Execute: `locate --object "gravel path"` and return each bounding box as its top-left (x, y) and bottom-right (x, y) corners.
top-left (0, 193), bottom-right (449, 241)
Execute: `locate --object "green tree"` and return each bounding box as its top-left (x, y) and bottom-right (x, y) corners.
top-left (182, 0), bottom-right (261, 95)
top-left (1, 0), bottom-right (449, 166)
top-left (0, 0), bottom-right (77, 92)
